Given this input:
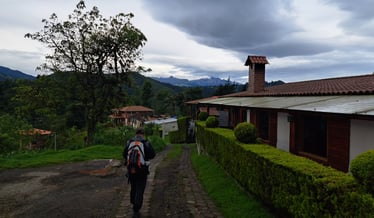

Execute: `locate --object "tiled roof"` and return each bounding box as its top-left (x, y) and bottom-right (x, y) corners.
top-left (227, 74), bottom-right (374, 97)
top-left (118, 106), bottom-right (154, 112)
top-left (21, 128), bottom-right (52, 135)
top-left (244, 56), bottom-right (269, 66)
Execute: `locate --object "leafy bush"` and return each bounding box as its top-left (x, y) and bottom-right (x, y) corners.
top-left (234, 122), bottom-right (256, 143)
top-left (144, 123), bottom-right (161, 137)
top-left (61, 127), bottom-right (87, 150)
top-left (350, 150), bottom-right (374, 194)
top-left (0, 114), bottom-right (32, 154)
top-left (206, 116), bottom-right (219, 128)
top-left (198, 111), bottom-right (208, 121)
top-left (147, 135), bottom-right (166, 153)
top-left (93, 126), bottom-right (135, 147)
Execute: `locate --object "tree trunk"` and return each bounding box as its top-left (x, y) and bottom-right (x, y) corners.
top-left (86, 112), bottom-right (97, 146)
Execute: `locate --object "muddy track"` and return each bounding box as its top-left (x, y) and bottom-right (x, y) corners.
top-left (0, 160), bottom-right (124, 218)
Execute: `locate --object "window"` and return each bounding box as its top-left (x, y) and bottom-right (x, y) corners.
top-left (241, 109), bottom-right (247, 123)
top-left (302, 115), bottom-right (327, 157)
top-left (258, 111), bottom-right (269, 140)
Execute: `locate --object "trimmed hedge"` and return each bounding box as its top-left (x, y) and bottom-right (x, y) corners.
top-left (206, 116), bottom-right (219, 128)
top-left (198, 111), bottom-right (209, 121)
top-left (169, 116), bottom-right (190, 143)
top-left (350, 150), bottom-right (374, 195)
top-left (234, 122), bottom-right (256, 143)
top-left (196, 121), bottom-right (374, 217)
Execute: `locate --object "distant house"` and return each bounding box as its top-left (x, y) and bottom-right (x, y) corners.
top-left (109, 106), bottom-right (154, 128)
top-left (187, 55), bottom-right (374, 172)
top-left (144, 117), bottom-right (178, 138)
top-left (20, 128), bottom-right (56, 150)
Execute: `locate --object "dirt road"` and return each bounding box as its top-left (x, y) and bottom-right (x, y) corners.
top-left (0, 145), bottom-right (223, 218)
top-left (0, 160), bottom-right (125, 217)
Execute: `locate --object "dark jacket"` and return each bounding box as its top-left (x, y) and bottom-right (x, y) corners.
top-left (123, 135), bottom-right (155, 163)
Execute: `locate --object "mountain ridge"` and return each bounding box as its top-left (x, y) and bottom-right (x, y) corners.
top-left (0, 66), bottom-right (35, 81)
top-left (152, 76), bottom-right (239, 87)
top-left (0, 65), bottom-right (284, 91)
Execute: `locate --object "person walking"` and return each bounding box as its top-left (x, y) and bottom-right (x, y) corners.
top-left (123, 128), bottom-right (155, 217)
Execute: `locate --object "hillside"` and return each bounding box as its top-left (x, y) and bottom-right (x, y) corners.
top-left (129, 72), bottom-right (217, 97)
top-left (0, 66), bottom-right (35, 81)
top-left (0, 65), bottom-right (283, 98)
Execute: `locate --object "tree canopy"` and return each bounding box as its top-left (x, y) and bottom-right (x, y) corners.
top-left (25, 0), bottom-right (147, 144)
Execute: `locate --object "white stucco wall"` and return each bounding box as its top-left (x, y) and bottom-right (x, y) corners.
top-left (350, 119), bottom-right (374, 164)
top-left (144, 118), bottom-right (178, 139)
top-left (277, 112), bottom-right (290, 152)
top-left (161, 122), bottom-right (178, 138)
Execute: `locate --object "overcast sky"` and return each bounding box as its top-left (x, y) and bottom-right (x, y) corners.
top-left (1, 0), bottom-right (374, 83)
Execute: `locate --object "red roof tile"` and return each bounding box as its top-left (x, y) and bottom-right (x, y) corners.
top-left (21, 128), bottom-right (52, 135)
top-left (245, 56), bottom-right (269, 66)
top-left (227, 74), bottom-right (374, 97)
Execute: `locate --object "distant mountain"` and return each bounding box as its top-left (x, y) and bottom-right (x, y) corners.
top-left (152, 76), bottom-right (239, 87)
top-left (0, 66), bottom-right (35, 81)
top-left (129, 72), bottom-right (185, 94)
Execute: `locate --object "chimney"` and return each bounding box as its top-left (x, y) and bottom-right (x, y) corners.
top-left (244, 55), bottom-right (269, 93)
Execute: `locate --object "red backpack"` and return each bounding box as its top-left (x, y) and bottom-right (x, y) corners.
top-left (127, 140), bottom-right (145, 175)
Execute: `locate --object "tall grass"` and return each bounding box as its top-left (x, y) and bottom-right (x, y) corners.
top-left (191, 145), bottom-right (275, 218)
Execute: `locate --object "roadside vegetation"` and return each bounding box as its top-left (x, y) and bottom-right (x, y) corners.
top-left (0, 124), bottom-right (166, 169)
top-left (157, 143), bottom-right (274, 217)
top-left (191, 144), bottom-right (274, 218)
top-left (0, 145), bottom-right (122, 169)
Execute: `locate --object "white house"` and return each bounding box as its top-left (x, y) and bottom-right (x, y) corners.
top-left (145, 118), bottom-right (178, 139)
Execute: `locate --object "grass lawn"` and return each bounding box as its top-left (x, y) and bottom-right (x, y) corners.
top-left (0, 145), bottom-right (123, 169)
top-left (190, 144), bottom-right (275, 218)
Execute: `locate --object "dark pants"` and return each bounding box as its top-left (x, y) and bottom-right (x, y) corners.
top-left (129, 170), bottom-right (148, 212)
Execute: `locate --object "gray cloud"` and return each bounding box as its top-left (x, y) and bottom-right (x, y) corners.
top-left (327, 0), bottom-right (374, 35)
top-left (142, 0), bottom-right (332, 57)
top-left (2, 0), bottom-right (374, 84)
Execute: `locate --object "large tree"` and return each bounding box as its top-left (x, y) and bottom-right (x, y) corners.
top-left (25, 1), bottom-right (147, 144)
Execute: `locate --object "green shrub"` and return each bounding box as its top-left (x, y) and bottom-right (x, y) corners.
top-left (350, 150), bottom-right (374, 194)
top-left (198, 111), bottom-right (208, 121)
top-left (93, 125), bottom-right (135, 147)
top-left (144, 123), bottom-right (161, 137)
top-left (206, 116), bottom-right (219, 128)
top-left (234, 122), bottom-right (256, 143)
top-left (147, 135), bottom-right (166, 153)
top-left (62, 127), bottom-right (87, 149)
top-left (0, 114), bottom-right (32, 154)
